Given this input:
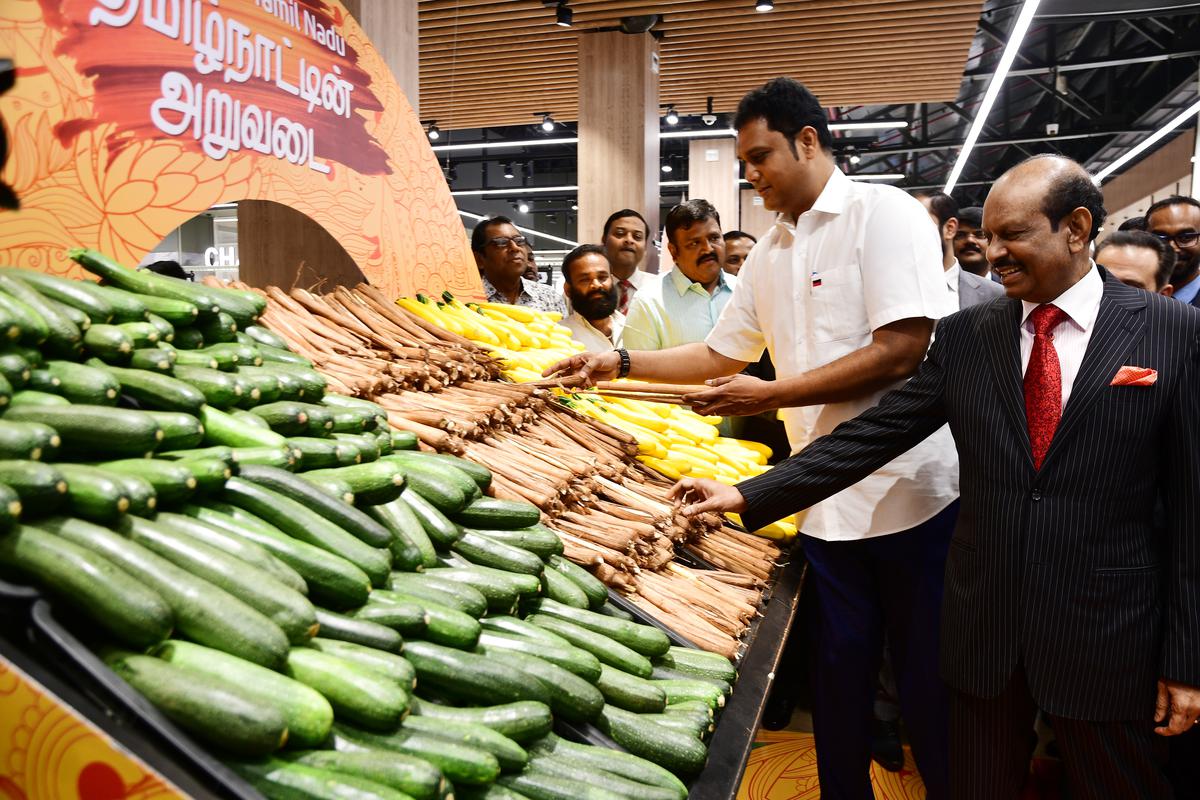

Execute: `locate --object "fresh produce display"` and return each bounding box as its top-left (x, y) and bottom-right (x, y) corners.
top-left (0, 249), bottom-right (784, 800)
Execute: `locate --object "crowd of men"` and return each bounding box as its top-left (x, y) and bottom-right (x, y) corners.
top-left (468, 76), bottom-right (1200, 799)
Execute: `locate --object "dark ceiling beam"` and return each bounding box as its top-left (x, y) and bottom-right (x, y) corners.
top-left (1120, 18), bottom-right (1168, 50)
top-left (961, 48), bottom-right (1200, 79)
top-left (861, 128), bottom-right (1145, 157)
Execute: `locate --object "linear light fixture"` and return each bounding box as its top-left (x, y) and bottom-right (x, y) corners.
top-left (829, 120), bottom-right (909, 131)
top-left (1092, 96), bottom-right (1200, 183)
top-left (457, 209), bottom-right (579, 247)
top-left (432, 137), bottom-right (579, 153)
top-left (943, 0), bottom-right (1042, 195)
top-left (451, 185), bottom-right (578, 196)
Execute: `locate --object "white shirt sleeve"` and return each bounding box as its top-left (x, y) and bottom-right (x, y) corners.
top-left (706, 244), bottom-right (767, 363)
top-left (860, 190), bottom-right (954, 330)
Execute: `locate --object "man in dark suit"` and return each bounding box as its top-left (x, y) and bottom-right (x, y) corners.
top-left (674, 155), bottom-right (1200, 798)
top-left (1146, 196), bottom-right (1200, 308)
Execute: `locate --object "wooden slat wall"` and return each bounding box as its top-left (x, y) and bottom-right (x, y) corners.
top-left (418, 0), bottom-right (983, 130)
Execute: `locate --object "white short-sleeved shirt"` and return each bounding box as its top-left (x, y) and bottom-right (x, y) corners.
top-left (564, 310), bottom-right (625, 352)
top-left (706, 168), bottom-right (960, 541)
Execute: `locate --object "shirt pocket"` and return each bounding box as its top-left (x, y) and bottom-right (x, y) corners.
top-left (810, 264), bottom-right (871, 343)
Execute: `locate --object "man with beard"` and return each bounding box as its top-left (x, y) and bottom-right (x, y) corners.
top-left (602, 209), bottom-right (651, 314)
top-left (1146, 196), bottom-right (1200, 308)
top-left (622, 199), bottom-right (735, 351)
top-left (560, 244), bottom-right (624, 351)
top-left (471, 216), bottom-right (566, 315)
top-left (953, 205), bottom-right (991, 278)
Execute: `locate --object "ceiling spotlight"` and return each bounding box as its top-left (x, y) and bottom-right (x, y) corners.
top-left (661, 159), bottom-right (673, 174)
top-left (540, 113), bottom-right (555, 132)
top-left (503, 162), bottom-right (515, 179)
top-left (555, 1), bottom-right (572, 27)
top-left (571, 203), bottom-right (579, 211)
top-left (664, 105), bottom-right (679, 126)
top-left (426, 122), bottom-right (440, 141)
top-left (848, 150), bottom-right (861, 165)
top-left (517, 200), bottom-right (531, 214)
top-left (755, 0), bottom-right (774, 11)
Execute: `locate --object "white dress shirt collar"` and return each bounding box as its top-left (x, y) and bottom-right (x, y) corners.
top-left (772, 167), bottom-right (849, 229)
top-left (945, 260), bottom-right (961, 291)
top-left (1020, 262), bottom-right (1103, 334)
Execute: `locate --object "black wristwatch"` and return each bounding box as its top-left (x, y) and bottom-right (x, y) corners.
top-left (616, 348), bottom-right (631, 379)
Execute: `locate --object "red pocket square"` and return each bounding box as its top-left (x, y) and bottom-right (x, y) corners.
top-left (1111, 366), bottom-right (1157, 386)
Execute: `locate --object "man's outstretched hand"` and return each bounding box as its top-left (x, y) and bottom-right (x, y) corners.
top-left (542, 350), bottom-right (621, 386)
top-left (1155, 678), bottom-right (1200, 736)
top-left (669, 477), bottom-right (748, 516)
top-left (682, 374), bottom-right (774, 417)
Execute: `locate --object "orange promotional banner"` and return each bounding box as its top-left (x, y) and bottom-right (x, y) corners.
top-left (0, 0), bottom-right (482, 300)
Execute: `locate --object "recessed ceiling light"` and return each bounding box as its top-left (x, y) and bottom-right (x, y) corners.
top-left (664, 105), bottom-right (679, 126)
top-left (426, 122), bottom-right (440, 141)
top-left (503, 162), bottom-right (515, 179)
top-left (541, 113), bottom-right (555, 132)
top-left (555, 2), bottom-right (572, 27)
top-left (755, 0), bottom-right (774, 11)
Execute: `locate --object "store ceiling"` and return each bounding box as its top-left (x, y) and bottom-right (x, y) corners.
top-left (417, 0), bottom-right (986, 130)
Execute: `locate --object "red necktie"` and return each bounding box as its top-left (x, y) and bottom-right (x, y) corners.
top-left (618, 279), bottom-right (635, 315)
top-left (1024, 304), bottom-right (1069, 470)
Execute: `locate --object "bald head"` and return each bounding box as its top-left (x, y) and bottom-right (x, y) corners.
top-left (984, 155), bottom-right (1107, 303)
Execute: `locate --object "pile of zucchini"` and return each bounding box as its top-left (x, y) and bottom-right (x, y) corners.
top-left (0, 249), bottom-right (739, 800)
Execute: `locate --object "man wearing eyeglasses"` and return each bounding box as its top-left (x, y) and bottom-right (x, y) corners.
top-left (471, 217), bottom-right (566, 316)
top-left (953, 206), bottom-right (991, 279)
top-left (1146, 196), bottom-right (1200, 308)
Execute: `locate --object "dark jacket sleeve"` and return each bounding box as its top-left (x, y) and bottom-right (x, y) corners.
top-left (737, 319), bottom-right (953, 532)
top-left (1160, 330), bottom-right (1200, 687)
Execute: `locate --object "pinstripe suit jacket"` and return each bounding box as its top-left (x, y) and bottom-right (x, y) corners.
top-left (739, 271), bottom-right (1200, 721)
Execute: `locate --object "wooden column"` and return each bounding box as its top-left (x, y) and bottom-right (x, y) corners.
top-left (354, 0), bottom-right (420, 116)
top-left (688, 138), bottom-right (739, 232)
top-left (739, 188), bottom-right (776, 240)
top-left (577, 31), bottom-right (659, 266)
top-left (237, 201), bottom-right (366, 291)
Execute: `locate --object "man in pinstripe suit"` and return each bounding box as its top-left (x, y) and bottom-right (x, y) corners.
top-left (674, 155), bottom-right (1200, 798)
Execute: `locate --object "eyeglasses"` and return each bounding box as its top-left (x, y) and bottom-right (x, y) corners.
top-left (486, 235), bottom-right (529, 249)
top-left (954, 229), bottom-right (987, 240)
top-left (1151, 231), bottom-right (1200, 248)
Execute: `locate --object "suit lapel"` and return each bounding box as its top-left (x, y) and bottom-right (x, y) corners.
top-left (981, 299), bottom-right (1032, 467)
top-left (1041, 278), bottom-right (1147, 470)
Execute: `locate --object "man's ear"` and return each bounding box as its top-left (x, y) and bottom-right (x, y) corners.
top-left (1160, 284), bottom-right (1175, 298)
top-left (667, 241), bottom-right (679, 262)
top-left (1065, 208), bottom-right (1093, 254)
top-left (796, 127), bottom-right (822, 159)
top-left (943, 218), bottom-right (959, 242)
top-left (472, 250), bottom-right (486, 270)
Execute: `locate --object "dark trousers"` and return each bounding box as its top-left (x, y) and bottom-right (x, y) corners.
top-left (799, 500), bottom-right (958, 800)
top-left (950, 668), bottom-right (1173, 799)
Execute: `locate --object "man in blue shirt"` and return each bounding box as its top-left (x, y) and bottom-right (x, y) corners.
top-left (1146, 196), bottom-right (1200, 308)
top-left (622, 199), bottom-right (736, 351)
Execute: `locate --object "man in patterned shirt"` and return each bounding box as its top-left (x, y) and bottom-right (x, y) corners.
top-left (471, 216), bottom-right (566, 316)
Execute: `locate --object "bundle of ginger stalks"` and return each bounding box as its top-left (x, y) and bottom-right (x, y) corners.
top-left (229, 278), bottom-right (782, 657)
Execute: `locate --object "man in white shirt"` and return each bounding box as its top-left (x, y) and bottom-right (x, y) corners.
top-left (672, 155), bottom-right (1200, 800)
top-left (916, 191), bottom-right (1005, 311)
top-left (602, 209), bottom-right (651, 314)
top-left (560, 244), bottom-right (624, 351)
top-left (546, 77), bottom-right (958, 800)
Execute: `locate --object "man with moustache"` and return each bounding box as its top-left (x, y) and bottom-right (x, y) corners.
top-left (471, 216), bottom-right (566, 315)
top-left (544, 77), bottom-right (956, 800)
top-left (1146, 196), bottom-right (1200, 308)
top-left (915, 191), bottom-right (1004, 310)
top-left (671, 155), bottom-right (1200, 799)
top-left (622, 200), bottom-right (735, 352)
top-left (953, 205), bottom-right (991, 278)
top-left (602, 209), bottom-right (651, 314)
top-left (560, 244), bottom-right (624, 351)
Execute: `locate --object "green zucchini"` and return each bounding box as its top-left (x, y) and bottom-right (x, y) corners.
top-left (237, 464), bottom-right (394, 550)
top-left (595, 704), bottom-right (708, 778)
top-left (199, 342), bottom-right (258, 370)
top-left (540, 563), bottom-right (589, 609)
top-left (481, 649), bottom-right (604, 723)
top-left (97, 458), bottom-right (197, 506)
top-left (105, 652), bottom-right (287, 755)
top-left (88, 283), bottom-right (149, 323)
top-left (391, 431), bottom-right (419, 451)
top-left (401, 490), bottom-right (462, 550)
top-left (277, 750), bottom-right (444, 800)
top-left (525, 615), bottom-right (653, 678)
top-left (546, 555), bottom-right (608, 610)
top-left (0, 525), bottom-right (170, 648)
top-left (287, 436), bottom-right (349, 469)
top-left (202, 405), bottom-right (287, 448)
top-left (8, 389), bottom-right (66, 407)
top-left (595, 664), bottom-right (667, 713)
top-left (230, 445), bottom-right (296, 470)
top-left (402, 640), bottom-right (548, 707)
top-left (525, 754), bottom-right (684, 800)
top-left (433, 565), bottom-right (540, 604)
top-left (657, 646), bottom-right (737, 683)
top-left (195, 310), bottom-right (237, 343)
top-left (326, 407), bottom-right (371, 434)
top-left (159, 445), bottom-right (235, 464)
top-left (143, 411), bottom-right (205, 451)
top-left (0, 420), bottom-right (59, 461)
top-left (528, 733), bottom-right (688, 798)
top-left (118, 514), bottom-right (316, 645)
top-left (639, 712), bottom-right (711, 740)
top-left (452, 531), bottom-right (544, 576)
top-left (69, 248), bottom-right (223, 314)
top-left (25, 367), bottom-right (61, 394)
top-left (234, 369), bottom-right (279, 407)
top-left (597, 602), bottom-right (634, 621)
top-left (0, 460), bottom-right (67, 513)
top-left (171, 326), bottom-right (205, 350)
top-left (150, 511), bottom-right (307, 595)
top-left (128, 347), bottom-right (174, 372)
top-left (144, 313), bottom-right (174, 343)
top-left (257, 343), bottom-right (314, 368)
top-left (171, 348), bottom-right (219, 370)
top-left (401, 715), bottom-right (528, 772)
top-left (40, 361), bottom-right (118, 405)
top-left (0, 485), bottom-right (25, 532)
top-left (396, 462), bottom-right (467, 515)
top-left (350, 600), bottom-right (429, 636)
top-left (258, 365), bottom-right (307, 402)
top-left (56, 463), bottom-right (131, 522)
top-left (4, 404), bottom-right (161, 457)
top-left (409, 697), bottom-right (553, 744)
top-left (467, 525), bottom-right (561, 560)
top-left (497, 770), bottom-right (626, 800)
top-left (0, 292), bottom-right (43, 344)
top-left (248, 401), bottom-right (311, 436)
top-left (523, 599), bottom-right (670, 658)
top-left (331, 723), bottom-right (500, 787)
top-left (386, 452), bottom-right (479, 501)
top-left (1, 268), bottom-right (113, 323)
top-left (456, 497), bottom-right (542, 530)
top-left (154, 639), bottom-right (332, 748)
top-left (0, 352), bottom-right (30, 387)
top-left (103, 470), bottom-right (158, 516)
top-left (454, 785), bottom-right (533, 800)
top-left (286, 647), bottom-right (410, 731)
top-left (118, 321), bottom-right (161, 348)
top-left (0, 274), bottom-right (81, 356)
top-left (372, 429), bottom-right (394, 457)
top-left (651, 678), bottom-right (726, 709)
top-left (305, 461), bottom-right (405, 499)
top-left (91, 361), bottom-right (206, 414)
top-left (386, 573), bottom-right (486, 618)
top-left (367, 499), bottom-right (438, 570)
top-left (232, 410), bottom-right (272, 430)
top-left (182, 503), bottom-right (371, 610)
top-left (128, 293), bottom-right (198, 326)
top-left (306, 638), bottom-right (416, 690)
top-left (83, 323), bottom-right (134, 362)
top-left (243, 324), bottom-right (289, 351)
top-left (172, 364), bottom-right (242, 408)
top-left (476, 617), bottom-right (574, 650)
top-left (299, 472), bottom-right (355, 504)
top-left (375, 589), bottom-right (478, 648)
top-left (230, 759), bottom-right (414, 800)
top-left (476, 630), bottom-right (601, 682)
top-left (332, 432), bottom-right (381, 463)
top-left (380, 451), bottom-right (491, 491)
top-left (314, 608), bottom-right (404, 653)
top-left (51, 298), bottom-right (91, 332)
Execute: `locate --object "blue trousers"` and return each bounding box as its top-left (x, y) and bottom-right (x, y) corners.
top-left (799, 500), bottom-right (958, 800)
